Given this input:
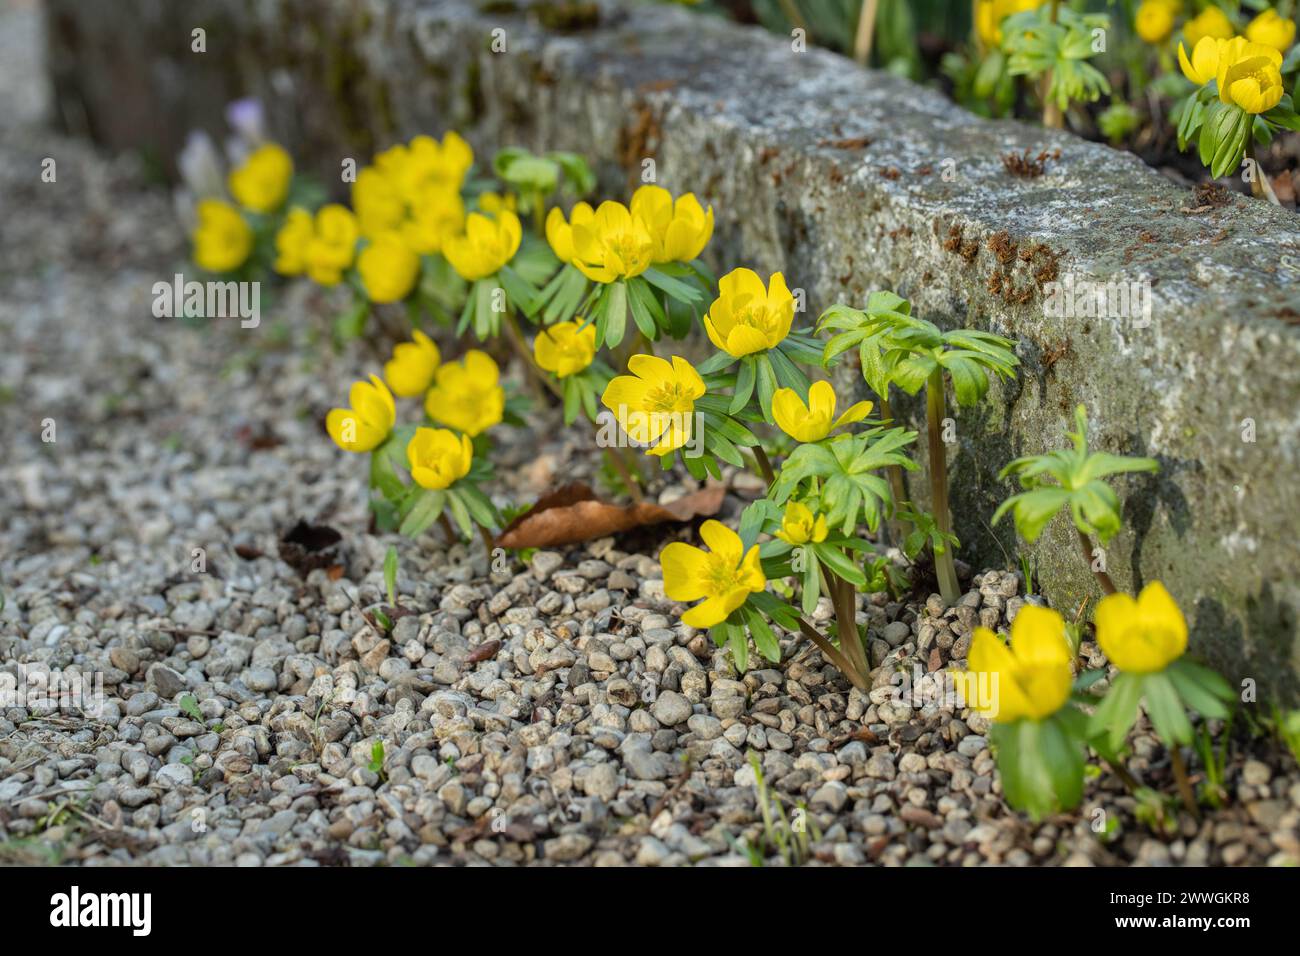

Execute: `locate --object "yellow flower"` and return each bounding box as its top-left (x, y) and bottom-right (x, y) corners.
top-left (772, 381), bottom-right (872, 444)
top-left (357, 233), bottom-right (420, 303)
top-left (406, 427), bottom-right (473, 490)
top-left (704, 268), bottom-right (797, 357)
top-left (629, 185), bottom-right (714, 263)
top-left (228, 143), bottom-right (292, 214)
top-left (1183, 4), bottom-right (1234, 46)
top-left (400, 187), bottom-right (465, 256)
top-left (1216, 37), bottom-right (1285, 113)
top-left (326, 375), bottom-right (395, 453)
top-left (192, 198), bottom-right (252, 273)
top-left (273, 207), bottom-right (313, 276)
top-left (568, 201), bottom-right (655, 283)
top-left (1135, 0), bottom-right (1178, 44)
top-left (352, 165), bottom-right (406, 240)
top-left (424, 350), bottom-right (505, 437)
top-left (384, 329), bottom-right (442, 397)
top-left (601, 354), bottom-right (706, 456)
top-left (534, 321), bottom-right (597, 379)
top-left (394, 132), bottom-right (474, 198)
top-left (974, 0), bottom-right (1046, 47)
top-left (660, 520), bottom-right (766, 628)
top-left (1246, 9), bottom-right (1297, 53)
top-left (1177, 34), bottom-right (1227, 85)
top-left (775, 501), bottom-right (828, 546)
top-left (1094, 581), bottom-right (1187, 674)
top-left (959, 605), bottom-right (1073, 722)
top-left (304, 204), bottom-right (359, 286)
top-left (545, 203), bottom-right (595, 265)
top-left (443, 210), bottom-right (522, 281)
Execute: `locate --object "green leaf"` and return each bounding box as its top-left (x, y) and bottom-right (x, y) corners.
top-left (743, 605), bottom-right (781, 663)
top-left (383, 545), bottom-right (398, 606)
top-left (1143, 671), bottom-right (1193, 746)
top-left (399, 489), bottom-right (446, 538)
top-left (1088, 670), bottom-right (1142, 753)
top-left (603, 281), bottom-right (628, 349)
top-left (730, 356), bottom-right (756, 414)
top-left (446, 489), bottom-right (474, 538)
top-left (755, 353), bottom-right (779, 420)
top-left (642, 266), bottom-right (703, 303)
top-left (729, 626), bottom-right (750, 673)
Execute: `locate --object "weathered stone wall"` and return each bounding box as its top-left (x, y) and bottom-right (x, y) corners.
top-left (44, 0), bottom-right (1300, 697)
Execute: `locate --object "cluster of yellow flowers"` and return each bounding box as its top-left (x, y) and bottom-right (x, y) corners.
top-left (1138, 0), bottom-right (1295, 82)
top-left (191, 143), bottom-right (295, 273)
top-left (973, 0), bottom-right (1045, 48)
top-left (1180, 31), bottom-right (1287, 114)
top-left (546, 185), bottom-right (713, 284)
top-left (328, 334), bottom-right (504, 491)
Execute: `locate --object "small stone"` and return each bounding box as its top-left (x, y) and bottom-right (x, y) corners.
top-left (146, 664), bottom-right (185, 698)
top-left (652, 691), bottom-right (693, 727)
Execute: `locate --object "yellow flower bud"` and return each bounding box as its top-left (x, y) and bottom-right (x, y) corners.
top-left (534, 321), bottom-right (597, 379)
top-left (384, 330), bottom-right (442, 397)
top-left (1245, 8), bottom-right (1296, 53)
top-left (775, 501), bottom-right (828, 546)
top-left (629, 185), bottom-right (714, 263)
top-left (1216, 38), bottom-right (1285, 113)
top-left (326, 375), bottom-right (395, 453)
top-left (772, 380), bottom-right (872, 444)
top-left (192, 198), bottom-right (253, 274)
top-left (358, 233), bottom-right (420, 304)
top-left (228, 143), bottom-right (293, 214)
top-left (443, 210), bottom-right (522, 281)
top-left (957, 605), bottom-right (1073, 722)
top-left (406, 427), bottom-right (473, 490)
top-left (1182, 4), bottom-right (1234, 46)
top-left (1094, 581), bottom-right (1187, 673)
top-left (704, 268), bottom-right (797, 358)
top-left (1135, 0), bottom-right (1178, 45)
top-left (424, 350), bottom-right (505, 437)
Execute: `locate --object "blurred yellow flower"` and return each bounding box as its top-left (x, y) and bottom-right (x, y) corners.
top-left (400, 187), bottom-right (465, 256)
top-left (444, 210), bottom-right (522, 281)
top-left (704, 268), bottom-right (796, 358)
top-left (192, 198), bottom-right (252, 273)
top-left (326, 375), bottom-right (395, 453)
top-left (568, 202), bottom-right (654, 283)
top-left (775, 501), bottom-right (828, 546)
top-left (534, 321), bottom-right (597, 379)
top-left (1216, 37), bottom-right (1284, 112)
top-left (406, 427), bottom-right (473, 490)
top-left (424, 350), bottom-right (505, 437)
top-left (1183, 4), bottom-right (1234, 46)
top-left (545, 203), bottom-right (595, 265)
top-left (274, 204), bottom-right (359, 286)
top-left (1135, 0), bottom-right (1179, 44)
top-left (660, 520), bottom-right (765, 628)
top-left (352, 165), bottom-right (406, 240)
top-left (384, 329), bottom-right (442, 397)
top-left (1246, 9), bottom-right (1297, 52)
top-left (629, 185), bottom-right (714, 263)
top-left (959, 605), bottom-right (1073, 722)
top-left (391, 132), bottom-right (474, 198)
top-left (357, 233), bottom-right (420, 303)
top-left (772, 381), bottom-right (872, 443)
top-left (974, 0), bottom-right (1045, 47)
top-left (601, 354), bottom-right (705, 456)
top-left (228, 143), bottom-right (292, 214)
top-left (1094, 581), bottom-right (1187, 673)
top-left (478, 191), bottom-right (518, 215)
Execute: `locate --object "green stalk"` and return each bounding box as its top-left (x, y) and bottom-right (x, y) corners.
top-left (925, 367), bottom-right (961, 606)
top-left (752, 444), bottom-right (777, 487)
top-left (1042, 0), bottom-right (1063, 129)
top-left (852, 0), bottom-right (879, 65)
top-left (878, 396), bottom-right (913, 544)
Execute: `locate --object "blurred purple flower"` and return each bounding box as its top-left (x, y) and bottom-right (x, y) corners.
top-left (225, 97), bottom-right (266, 145)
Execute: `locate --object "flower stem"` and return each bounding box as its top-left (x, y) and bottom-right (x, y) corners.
top-left (1170, 745), bottom-right (1200, 818)
top-left (796, 615), bottom-right (866, 690)
top-left (439, 513), bottom-right (457, 545)
top-left (1042, 0), bottom-right (1064, 129)
top-left (503, 312), bottom-right (561, 401)
top-left (852, 0), bottom-right (879, 65)
top-left (830, 571), bottom-right (870, 680)
top-left (1075, 528), bottom-right (1117, 596)
top-left (925, 368), bottom-right (961, 606)
top-left (752, 444), bottom-right (777, 488)
top-left (878, 396), bottom-right (913, 544)
top-left (603, 445), bottom-right (643, 503)
top-left (478, 524), bottom-right (496, 563)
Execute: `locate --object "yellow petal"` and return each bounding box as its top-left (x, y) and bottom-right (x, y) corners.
top-left (660, 542), bottom-right (710, 601)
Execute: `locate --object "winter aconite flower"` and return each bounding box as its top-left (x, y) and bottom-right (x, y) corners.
top-left (974, 0), bottom-right (1045, 47)
top-left (1245, 8), bottom-right (1296, 53)
top-left (424, 350), bottom-right (505, 437)
top-left (326, 376), bottom-right (395, 453)
top-left (192, 199), bottom-right (253, 273)
top-left (1135, 0), bottom-right (1178, 45)
top-left (601, 355), bottom-right (706, 456)
top-left (629, 185), bottom-right (714, 263)
top-left (534, 321), bottom-right (597, 379)
top-left (1094, 581), bottom-right (1187, 674)
top-left (1182, 4), bottom-right (1234, 46)
top-left (545, 203), bottom-right (594, 265)
top-left (444, 210), bottom-right (523, 281)
top-left (274, 204), bottom-right (358, 285)
top-left (401, 189), bottom-right (465, 257)
top-left (660, 520), bottom-right (765, 628)
top-left (406, 427), bottom-right (473, 490)
top-left (568, 202), bottom-right (655, 283)
top-left (772, 381), bottom-right (872, 443)
top-left (704, 269), bottom-right (797, 358)
top-left (961, 605), bottom-right (1073, 722)
top-left (775, 501), bottom-right (828, 546)
top-left (1216, 38), bottom-right (1285, 113)
top-left (352, 165), bottom-right (406, 239)
top-left (228, 143), bottom-right (292, 214)
top-left (358, 233), bottom-right (420, 304)
top-left (384, 330), bottom-right (441, 397)
top-left (388, 132), bottom-right (474, 199)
